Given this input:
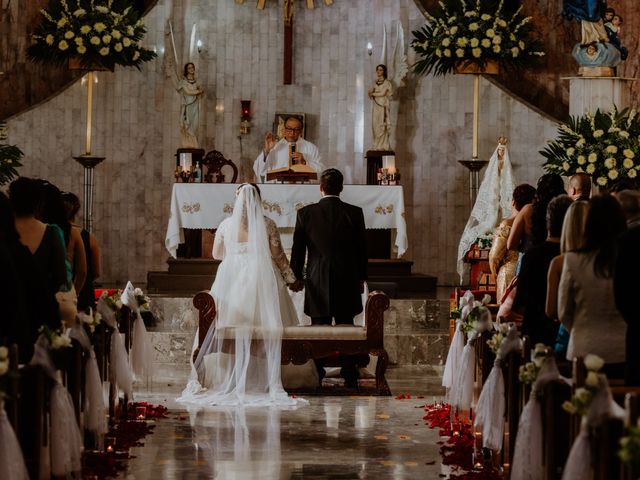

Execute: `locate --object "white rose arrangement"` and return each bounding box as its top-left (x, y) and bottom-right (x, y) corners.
top-left (38, 325), bottom-right (73, 350)
top-left (561, 354), bottom-right (605, 416)
top-left (518, 342), bottom-right (549, 384)
top-left (486, 322), bottom-right (510, 355)
top-left (28, 0), bottom-right (156, 70)
top-left (411, 0), bottom-right (545, 76)
top-left (542, 107), bottom-right (640, 189)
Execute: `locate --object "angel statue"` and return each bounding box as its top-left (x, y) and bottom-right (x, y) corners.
top-left (457, 137), bottom-right (516, 284)
top-left (165, 21), bottom-right (205, 148)
top-left (369, 20), bottom-right (409, 152)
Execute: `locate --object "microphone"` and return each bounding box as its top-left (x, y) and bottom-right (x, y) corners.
top-left (289, 143), bottom-right (297, 164)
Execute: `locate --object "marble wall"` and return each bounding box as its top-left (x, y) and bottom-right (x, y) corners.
top-left (5, 0), bottom-right (558, 286)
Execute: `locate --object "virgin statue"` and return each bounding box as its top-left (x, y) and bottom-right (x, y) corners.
top-left (368, 64), bottom-right (393, 151)
top-left (176, 62), bottom-right (204, 148)
top-left (562, 0), bottom-right (609, 45)
top-left (457, 138), bottom-right (516, 283)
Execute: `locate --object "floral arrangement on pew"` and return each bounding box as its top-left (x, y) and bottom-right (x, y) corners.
top-left (560, 354), bottom-right (625, 480)
top-left (445, 291), bottom-right (493, 414)
top-left (27, 0), bottom-right (156, 70)
top-left (619, 426), bottom-right (640, 470)
top-left (411, 0), bottom-right (545, 76)
top-left (518, 342), bottom-right (549, 384)
top-left (38, 325), bottom-right (73, 349)
top-left (561, 353), bottom-right (605, 416)
top-left (541, 107), bottom-right (640, 190)
top-left (475, 323), bottom-right (522, 452)
top-left (78, 308), bottom-right (102, 334)
top-left (100, 288), bottom-right (151, 321)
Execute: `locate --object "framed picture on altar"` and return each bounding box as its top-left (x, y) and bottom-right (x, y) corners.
top-left (273, 112), bottom-right (306, 140)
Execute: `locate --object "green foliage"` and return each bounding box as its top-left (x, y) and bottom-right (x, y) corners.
top-left (541, 107), bottom-right (640, 189)
top-left (0, 143), bottom-right (23, 186)
top-left (411, 0), bottom-right (545, 77)
top-left (27, 0), bottom-right (156, 70)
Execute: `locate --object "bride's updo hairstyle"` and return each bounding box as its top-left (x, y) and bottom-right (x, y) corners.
top-left (235, 183), bottom-right (261, 198)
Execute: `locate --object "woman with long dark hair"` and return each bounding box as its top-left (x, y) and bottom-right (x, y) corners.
top-left (558, 194), bottom-right (628, 377)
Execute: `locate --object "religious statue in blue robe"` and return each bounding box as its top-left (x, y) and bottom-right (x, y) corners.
top-left (562, 0), bottom-right (607, 22)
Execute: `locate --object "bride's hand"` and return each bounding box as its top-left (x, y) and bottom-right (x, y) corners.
top-left (288, 280), bottom-right (304, 292)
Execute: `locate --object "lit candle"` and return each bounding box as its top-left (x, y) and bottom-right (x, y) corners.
top-left (136, 406), bottom-right (147, 420)
top-left (105, 436), bottom-right (116, 453)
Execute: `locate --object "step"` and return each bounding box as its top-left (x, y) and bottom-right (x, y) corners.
top-left (147, 272), bottom-right (212, 295)
top-left (167, 258), bottom-right (220, 275)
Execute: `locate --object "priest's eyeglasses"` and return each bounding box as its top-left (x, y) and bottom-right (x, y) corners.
top-left (284, 126), bottom-right (302, 132)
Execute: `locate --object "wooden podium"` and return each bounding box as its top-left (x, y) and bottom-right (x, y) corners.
top-left (266, 169), bottom-right (317, 183)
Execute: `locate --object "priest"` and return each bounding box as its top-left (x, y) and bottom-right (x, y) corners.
top-left (253, 116), bottom-right (325, 182)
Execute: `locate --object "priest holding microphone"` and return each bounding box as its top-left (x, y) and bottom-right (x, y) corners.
top-left (253, 116), bottom-right (325, 183)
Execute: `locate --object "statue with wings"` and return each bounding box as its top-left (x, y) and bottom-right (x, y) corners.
top-left (165, 21), bottom-right (205, 148)
top-left (368, 20), bottom-right (409, 152)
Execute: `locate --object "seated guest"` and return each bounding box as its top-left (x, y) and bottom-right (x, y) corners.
top-left (489, 183), bottom-right (536, 303)
top-left (614, 190), bottom-right (640, 384)
top-left (545, 201), bottom-right (590, 358)
top-left (252, 116), bottom-right (325, 182)
top-left (559, 195), bottom-right (627, 377)
top-left (567, 172), bottom-right (591, 201)
top-left (9, 178), bottom-right (67, 357)
top-left (513, 195), bottom-right (572, 346)
top-left (62, 192), bottom-right (101, 311)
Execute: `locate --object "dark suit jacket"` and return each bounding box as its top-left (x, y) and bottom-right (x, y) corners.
top-left (614, 225), bottom-right (640, 384)
top-left (290, 196), bottom-right (367, 318)
top-left (513, 241), bottom-right (561, 347)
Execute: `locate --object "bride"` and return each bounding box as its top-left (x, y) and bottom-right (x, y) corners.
top-left (179, 183), bottom-right (311, 406)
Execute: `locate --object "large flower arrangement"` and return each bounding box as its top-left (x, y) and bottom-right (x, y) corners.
top-left (411, 0), bottom-right (545, 76)
top-left (541, 107), bottom-right (640, 189)
top-left (27, 0), bottom-right (156, 70)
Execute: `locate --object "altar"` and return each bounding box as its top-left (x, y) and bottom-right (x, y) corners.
top-left (165, 183), bottom-right (408, 258)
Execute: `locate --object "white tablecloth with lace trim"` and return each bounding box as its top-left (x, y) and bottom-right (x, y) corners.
top-left (166, 183), bottom-right (408, 258)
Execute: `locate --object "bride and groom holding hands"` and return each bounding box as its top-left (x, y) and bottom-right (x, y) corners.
top-left (179, 168), bottom-right (368, 406)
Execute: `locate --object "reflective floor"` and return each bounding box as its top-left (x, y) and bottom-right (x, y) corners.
top-left (120, 366), bottom-right (447, 479)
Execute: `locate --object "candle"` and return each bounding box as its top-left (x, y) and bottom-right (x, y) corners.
top-left (136, 406), bottom-right (147, 420)
top-left (105, 436), bottom-right (116, 453)
top-left (179, 152), bottom-right (193, 173)
top-left (382, 155), bottom-right (396, 171)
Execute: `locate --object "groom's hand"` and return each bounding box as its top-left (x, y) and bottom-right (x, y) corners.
top-left (288, 280), bottom-right (304, 292)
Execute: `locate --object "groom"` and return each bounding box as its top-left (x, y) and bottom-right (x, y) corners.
top-left (290, 168), bottom-right (368, 388)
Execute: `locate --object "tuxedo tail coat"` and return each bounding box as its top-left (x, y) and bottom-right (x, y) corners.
top-left (291, 197), bottom-right (367, 319)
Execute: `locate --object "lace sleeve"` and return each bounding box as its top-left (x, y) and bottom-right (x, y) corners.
top-left (212, 220), bottom-right (227, 260)
top-left (265, 218), bottom-right (296, 284)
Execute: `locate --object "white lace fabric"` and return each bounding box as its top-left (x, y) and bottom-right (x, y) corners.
top-left (178, 185), bottom-right (305, 407)
top-left (457, 144), bottom-right (516, 282)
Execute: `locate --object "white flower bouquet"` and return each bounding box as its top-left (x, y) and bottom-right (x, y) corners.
top-left (411, 0), bottom-right (545, 76)
top-left (38, 325), bottom-right (73, 350)
top-left (518, 342), bottom-right (549, 384)
top-left (486, 322), bottom-right (509, 354)
top-left (541, 107), bottom-right (640, 189)
top-left (561, 354), bottom-right (605, 416)
top-left (27, 0), bottom-right (156, 70)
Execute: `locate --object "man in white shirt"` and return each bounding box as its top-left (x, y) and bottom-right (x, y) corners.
top-left (253, 116), bottom-right (325, 182)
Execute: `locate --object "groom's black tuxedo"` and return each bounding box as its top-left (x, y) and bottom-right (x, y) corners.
top-left (291, 196), bottom-right (367, 321)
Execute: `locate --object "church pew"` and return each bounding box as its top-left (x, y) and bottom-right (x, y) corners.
top-left (503, 348), bottom-right (524, 469)
top-left (540, 379), bottom-right (572, 480)
top-left (192, 290), bottom-right (392, 395)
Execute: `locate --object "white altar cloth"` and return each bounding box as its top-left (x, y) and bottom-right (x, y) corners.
top-left (166, 184), bottom-right (408, 258)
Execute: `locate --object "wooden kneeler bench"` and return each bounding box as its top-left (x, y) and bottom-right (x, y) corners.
top-left (192, 290), bottom-right (392, 396)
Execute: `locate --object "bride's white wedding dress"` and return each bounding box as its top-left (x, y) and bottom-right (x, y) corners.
top-left (178, 185), bottom-right (312, 407)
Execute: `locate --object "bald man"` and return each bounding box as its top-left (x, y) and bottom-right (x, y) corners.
top-left (568, 173), bottom-right (591, 201)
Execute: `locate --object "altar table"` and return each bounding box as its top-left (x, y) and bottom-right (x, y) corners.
top-left (165, 184), bottom-right (408, 258)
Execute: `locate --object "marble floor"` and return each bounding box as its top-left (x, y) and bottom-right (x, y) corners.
top-left (118, 366), bottom-right (450, 479)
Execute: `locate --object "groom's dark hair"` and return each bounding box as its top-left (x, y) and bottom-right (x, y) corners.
top-left (320, 169), bottom-right (343, 195)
